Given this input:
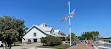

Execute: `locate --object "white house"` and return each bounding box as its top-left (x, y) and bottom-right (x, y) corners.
top-left (22, 23), bottom-right (65, 44)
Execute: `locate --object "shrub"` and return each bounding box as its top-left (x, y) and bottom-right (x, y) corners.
top-left (27, 40), bottom-right (31, 44)
top-left (41, 36), bottom-right (62, 46)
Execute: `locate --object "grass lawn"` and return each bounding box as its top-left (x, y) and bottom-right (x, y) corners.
top-left (38, 44), bottom-right (70, 49)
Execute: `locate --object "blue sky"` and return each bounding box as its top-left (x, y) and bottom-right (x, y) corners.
top-left (0, 0), bottom-right (111, 38)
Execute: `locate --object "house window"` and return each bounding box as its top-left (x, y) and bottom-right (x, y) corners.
top-left (33, 39), bottom-right (37, 42)
top-left (34, 33), bottom-right (36, 36)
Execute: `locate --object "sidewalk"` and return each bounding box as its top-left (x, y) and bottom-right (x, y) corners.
top-left (67, 42), bottom-right (92, 49)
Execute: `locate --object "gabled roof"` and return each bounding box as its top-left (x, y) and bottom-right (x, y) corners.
top-left (26, 25), bottom-right (56, 36)
top-left (25, 23), bottom-right (65, 37)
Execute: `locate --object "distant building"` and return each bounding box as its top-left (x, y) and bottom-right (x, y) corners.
top-left (22, 23), bottom-right (65, 44)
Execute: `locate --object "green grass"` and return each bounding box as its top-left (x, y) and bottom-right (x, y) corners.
top-left (38, 44), bottom-right (70, 49)
top-left (14, 41), bottom-right (22, 44)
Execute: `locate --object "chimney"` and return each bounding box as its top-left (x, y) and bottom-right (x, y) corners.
top-left (40, 23), bottom-right (47, 27)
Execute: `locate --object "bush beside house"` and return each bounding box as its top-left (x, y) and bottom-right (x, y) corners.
top-left (41, 36), bottom-right (62, 46)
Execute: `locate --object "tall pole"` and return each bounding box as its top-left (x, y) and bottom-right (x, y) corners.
top-left (69, 1), bottom-right (71, 46)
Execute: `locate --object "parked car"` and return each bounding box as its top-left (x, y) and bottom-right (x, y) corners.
top-left (0, 41), bottom-right (3, 47)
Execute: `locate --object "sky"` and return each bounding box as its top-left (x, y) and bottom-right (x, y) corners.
top-left (0, 0), bottom-right (111, 38)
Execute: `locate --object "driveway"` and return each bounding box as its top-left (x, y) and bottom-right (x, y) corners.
top-left (0, 43), bottom-right (43, 49)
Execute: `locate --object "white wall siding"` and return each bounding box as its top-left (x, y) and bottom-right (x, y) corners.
top-left (23, 27), bottom-right (46, 39)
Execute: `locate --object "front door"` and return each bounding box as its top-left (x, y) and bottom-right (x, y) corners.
top-left (33, 39), bottom-right (37, 43)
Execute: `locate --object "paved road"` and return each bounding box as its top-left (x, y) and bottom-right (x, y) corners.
top-left (0, 43), bottom-right (43, 49)
top-left (67, 42), bottom-right (92, 49)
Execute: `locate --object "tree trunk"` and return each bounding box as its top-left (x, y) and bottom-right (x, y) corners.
top-left (8, 44), bottom-right (11, 49)
top-left (14, 43), bottom-right (15, 46)
top-left (4, 42), bottom-right (7, 49)
top-left (2, 42), bottom-right (4, 49)
top-left (4, 42), bottom-right (12, 49)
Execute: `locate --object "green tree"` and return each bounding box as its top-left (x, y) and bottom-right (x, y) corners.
top-left (91, 31), bottom-right (99, 36)
top-left (66, 33), bottom-right (78, 42)
top-left (0, 16), bottom-right (27, 49)
top-left (79, 31), bottom-right (99, 40)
